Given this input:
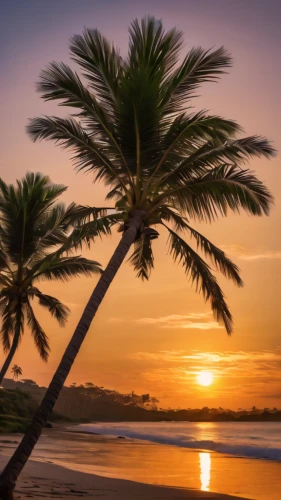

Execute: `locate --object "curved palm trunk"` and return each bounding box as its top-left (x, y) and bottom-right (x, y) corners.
top-left (0, 324), bottom-right (21, 386)
top-left (0, 210), bottom-right (145, 499)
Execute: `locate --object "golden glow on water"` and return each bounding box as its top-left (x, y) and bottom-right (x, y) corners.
top-left (199, 452), bottom-right (211, 491)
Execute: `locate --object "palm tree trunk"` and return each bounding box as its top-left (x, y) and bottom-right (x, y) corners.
top-left (0, 323), bottom-right (21, 386)
top-left (0, 210), bottom-right (145, 499)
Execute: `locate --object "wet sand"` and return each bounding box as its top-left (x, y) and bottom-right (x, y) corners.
top-left (0, 456), bottom-right (245, 499)
top-left (1, 427), bottom-right (281, 499)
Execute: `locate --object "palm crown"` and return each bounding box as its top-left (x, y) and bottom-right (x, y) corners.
top-left (28, 17), bottom-right (275, 333)
top-left (11, 364), bottom-right (22, 380)
top-left (0, 172), bottom-right (101, 362)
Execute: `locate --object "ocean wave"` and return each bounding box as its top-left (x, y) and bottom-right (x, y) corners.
top-left (76, 424), bottom-right (281, 462)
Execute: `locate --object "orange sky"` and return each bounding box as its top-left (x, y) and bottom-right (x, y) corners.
top-left (1, 0), bottom-right (281, 410)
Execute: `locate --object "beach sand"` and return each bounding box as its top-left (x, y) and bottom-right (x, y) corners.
top-left (1, 427), bottom-right (281, 499)
top-left (0, 456), bottom-right (245, 499)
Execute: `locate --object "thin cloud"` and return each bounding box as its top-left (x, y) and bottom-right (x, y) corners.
top-left (109, 313), bottom-right (222, 330)
top-left (130, 350), bottom-right (281, 388)
top-left (130, 349), bottom-right (281, 365)
top-left (108, 316), bottom-right (134, 323)
top-left (125, 349), bottom-right (281, 405)
top-left (220, 244), bottom-right (281, 261)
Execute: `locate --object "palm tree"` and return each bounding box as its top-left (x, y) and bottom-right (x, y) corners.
top-left (0, 17), bottom-right (274, 497)
top-left (0, 172), bottom-right (102, 386)
top-left (11, 365), bottom-right (22, 381)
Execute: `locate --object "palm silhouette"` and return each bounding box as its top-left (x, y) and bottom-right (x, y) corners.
top-left (11, 365), bottom-right (22, 381)
top-left (0, 18), bottom-right (274, 497)
top-left (0, 173), bottom-right (101, 386)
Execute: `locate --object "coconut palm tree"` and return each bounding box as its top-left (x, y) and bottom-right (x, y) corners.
top-left (0, 17), bottom-right (275, 498)
top-left (0, 172), bottom-right (102, 387)
top-left (11, 365), bottom-right (22, 381)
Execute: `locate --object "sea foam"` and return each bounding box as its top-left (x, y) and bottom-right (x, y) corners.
top-left (75, 421), bottom-right (281, 462)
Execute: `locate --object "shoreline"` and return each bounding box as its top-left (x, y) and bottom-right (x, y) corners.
top-left (1, 426), bottom-right (281, 499)
top-left (0, 455), bottom-right (246, 500)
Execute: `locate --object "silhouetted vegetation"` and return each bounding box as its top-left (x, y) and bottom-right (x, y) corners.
top-left (2, 378), bottom-right (281, 424)
top-left (0, 389), bottom-right (38, 433)
top-left (0, 384), bottom-right (71, 433)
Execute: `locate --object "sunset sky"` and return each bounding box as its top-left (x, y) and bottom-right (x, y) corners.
top-left (1, 0), bottom-right (281, 410)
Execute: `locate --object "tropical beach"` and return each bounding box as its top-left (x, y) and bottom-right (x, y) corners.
top-left (0, 0), bottom-right (281, 498)
top-left (1, 426), bottom-right (281, 499)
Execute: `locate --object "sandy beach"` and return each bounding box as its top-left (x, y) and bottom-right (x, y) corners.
top-left (1, 427), bottom-right (281, 499)
top-left (0, 456), bottom-right (246, 500)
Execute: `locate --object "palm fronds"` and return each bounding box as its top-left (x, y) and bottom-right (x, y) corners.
top-left (161, 45), bottom-right (232, 114)
top-left (33, 256), bottom-right (102, 282)
top-left (172, 220), bottom-right (243, 286)
top-left (164, 225), bottom-right (233, 333)
top-left (25, 302), bottom-right (50, 361)
top-left (0, 173), bottom-right (104, 362)
top-left (129, 234), bottom-right (154, 280)
top-left (25, 16), bottom-right (275, 334)
top-left (70, 28), bottom-right (122, 110)
top-left (31, 291), bottom-right (69, 326)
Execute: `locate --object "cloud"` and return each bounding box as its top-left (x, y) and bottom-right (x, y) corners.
top-left (263, 393), bottom-right (281, 399)
top-left (130, 349), bottom-right (281, 367)
top-left (64, 302), bottom-right (80, 308)
top-left (220, 244), bottom-right (281, 261)
top-left (109, 312), bottom-right (222, 330)
top-left (109, 316), bottom-right (134, 323)
top-left (129, 349), bottom-right (281, 398)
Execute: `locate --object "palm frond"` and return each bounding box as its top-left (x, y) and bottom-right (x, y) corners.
top-left (156, 135), bottom-right (276, 190)
top-left (154, 164), bottom-right (273, 221)
top-left (163, 112), bottom-right (241, 150)
top-left (0, 305), bottom-right (23, 353)
top-left (37, 62), bottom-right (134, 182)
top-left (33, 255), bottom-right (102, 282)
top-left (55, 212), bottom-right (123, 254)
top-left (143, 112), bottom-right (242, 191)
top-left (68, 205), bottom-right (111, 225)
top-left (27, 116), bottom-right (130, 194)
top-left (32, 291), bottom-right (70, 326)
top-left (128, 17), bottom-right (183, 80)
top-left (105, 187), bottom-right (123, 201)
top-left (165, 225), bottom-right (233, 333)
top-left (70, 28), bottom-right (122, 110)
top-left (186, 135), bottom-right (275, 167)
top-left (129, 234), bottom-right (154, 280)
top-left (0, 248), bottom-right (11, 271)
top-left (174, 221), bottom-right (243, 286)
top-left (0, 309), bottom-right (15, 352)
top-left (0, 297), bottom-right (9, 316)
top-left (25, 301), bottom-right (50, 361)
top-left (186, 164), bottom-right (274, 218)
top-left (0, 272), bottom-right (13, 288)
top-left (161, 45), bottom-right (232, 114)
top-left (160, 209), bottom-right (243, 288)
top-left (33, 204), bottom-right (113, 256)
top-left (0, 172), bottom-right (68, 264)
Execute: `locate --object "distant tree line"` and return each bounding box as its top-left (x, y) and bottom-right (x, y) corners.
top-left (2, 378), bottom-right (280, 422)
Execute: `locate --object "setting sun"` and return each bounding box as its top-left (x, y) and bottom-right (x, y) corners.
top-left (197, 371), bottom-right (213, 387)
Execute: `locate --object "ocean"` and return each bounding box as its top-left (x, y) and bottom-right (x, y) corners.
top-left (78, 421), bottom-right (281, 461)
top-left (3, 422), bottom-right (279, 499)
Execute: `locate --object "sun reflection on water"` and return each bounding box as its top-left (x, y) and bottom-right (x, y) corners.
top-left (199, 452), bottom-right (211, 491)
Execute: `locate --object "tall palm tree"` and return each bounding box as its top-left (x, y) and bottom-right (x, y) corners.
top-left (0, 17), bottom-right (275, 498)
top-left (11, 365), bottom-right (22, 381)
top-left (0, 172), bottom-right (102, 386)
